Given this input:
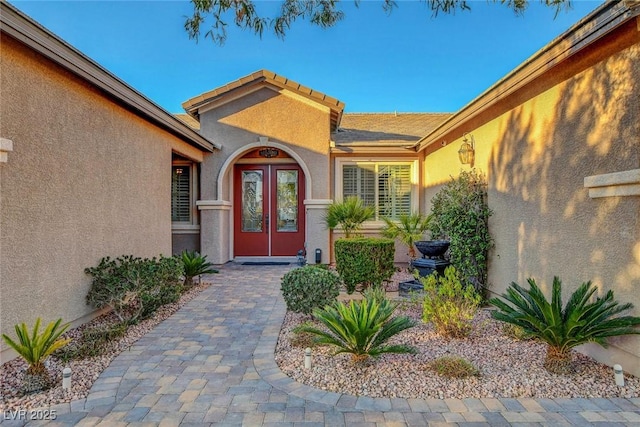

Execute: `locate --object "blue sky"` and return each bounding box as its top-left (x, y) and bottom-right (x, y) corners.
top-left (12, 0), bottom-right (602, 114)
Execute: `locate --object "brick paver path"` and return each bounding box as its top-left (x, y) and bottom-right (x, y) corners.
top-left (10, 264), bottom-right (640, 426)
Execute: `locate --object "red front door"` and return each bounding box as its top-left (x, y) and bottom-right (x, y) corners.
top-left (234, 164), bottom-right (305, 257)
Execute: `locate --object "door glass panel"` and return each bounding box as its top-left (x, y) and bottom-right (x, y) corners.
top-left (242, 170), bottom-right (263, 232)
top-left (276, 170), bottom-right (298, 232)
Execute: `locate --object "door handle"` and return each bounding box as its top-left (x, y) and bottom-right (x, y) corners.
top-left (265, 214), bottom-right (269, 231)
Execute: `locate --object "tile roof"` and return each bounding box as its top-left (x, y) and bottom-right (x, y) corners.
top-left (182, 69), bottom-right (345, 131)
top-left (334, 113), bottom-right (452, 145)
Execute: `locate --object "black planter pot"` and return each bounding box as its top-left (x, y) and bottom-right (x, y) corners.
top-left (414, 240), bottom-right (450, 259)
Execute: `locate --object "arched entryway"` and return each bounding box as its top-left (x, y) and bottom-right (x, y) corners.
top-left (233, 148), bottom-right (306, 257)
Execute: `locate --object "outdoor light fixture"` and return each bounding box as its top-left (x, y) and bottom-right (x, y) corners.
top-left (458, 133), bottom-right (475, 165)
top-left (259, 147), bottom-right (279, 158)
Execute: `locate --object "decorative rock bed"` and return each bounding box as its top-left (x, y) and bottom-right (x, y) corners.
top-left (275, 306), bottom-right (640, 399)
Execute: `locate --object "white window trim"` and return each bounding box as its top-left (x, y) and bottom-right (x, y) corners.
top-left (172, 161), bottom-right (199, 229)
top-left (334, 157), bottom-right (419, 226)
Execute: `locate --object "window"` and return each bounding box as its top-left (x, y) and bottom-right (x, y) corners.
top-left (339, 160), bottom-right (417, 220)
top-left (172, 165), bottom-right (192, 222)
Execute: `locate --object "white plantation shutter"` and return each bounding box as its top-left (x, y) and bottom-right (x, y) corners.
top-left (343, 165), bottom-right (375, 207)
top-left (342, 163), bottom-right (413, 220)
top-left (378, 164), bottom-right (412, 219)
top-left (172, 165), bottom-right (191, 222)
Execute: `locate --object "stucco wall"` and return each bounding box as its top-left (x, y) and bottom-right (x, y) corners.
top-left (197, 87), bottom-right (332, 263)
top-left (0, 36), bottom-right (204, 360)
top-left (423, 22), bottom-right (640, 374)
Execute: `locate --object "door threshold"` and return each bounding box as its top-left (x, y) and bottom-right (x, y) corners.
top-left (233, 256), bottom-right (298, 264)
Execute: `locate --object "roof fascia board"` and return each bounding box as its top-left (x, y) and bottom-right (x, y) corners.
top-left (1, 3), bottom-right (218, 152)
top-left (331, 146), bottom-right (417, 154)
top-left (415, 1), bottom-right (638, 152)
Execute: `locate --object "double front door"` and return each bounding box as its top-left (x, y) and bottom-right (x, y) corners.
top-left (234, 164), bottom-right (305, 257)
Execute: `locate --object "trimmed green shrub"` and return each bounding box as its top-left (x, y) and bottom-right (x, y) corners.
top-left (139, 256), bottom-right (184, 319)
top-left (335, 237), bottom-right (395, 294)
top-left (300, 297), bottom-right (417, 363)
top-left (421, 265), bottom-right (482, 338)
top-left (85, 255), bottom-right (184, 323)
top-left (281, 266), bottom-right (341, 314)
top-left (490, 277), bottom-right (640, 374)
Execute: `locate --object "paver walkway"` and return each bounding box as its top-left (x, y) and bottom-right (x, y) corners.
top-left (9, 264), bottom-right (640, 426)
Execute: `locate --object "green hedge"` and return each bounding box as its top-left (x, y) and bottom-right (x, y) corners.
top-left (335, 237), bottom-right (395, 294)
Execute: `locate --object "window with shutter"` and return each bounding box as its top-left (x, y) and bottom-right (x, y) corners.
top-left (378, 164), bottom-right (412, 219)
top-left (343, 164), bottom-right (375, 208)
top-left (340, 161), bottom-right (416, 220)
top-left (172, 165), bottom-right (191, 222)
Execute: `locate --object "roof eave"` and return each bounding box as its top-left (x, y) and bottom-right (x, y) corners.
top-left (331, 145), bottom-right (419, 154)
top-left (414, 0), bottom-right (640, 152)
top-left (1, 2), bottom-right (219, 152)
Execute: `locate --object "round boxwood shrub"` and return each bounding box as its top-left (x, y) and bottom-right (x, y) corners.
top-left (281, 266), bottom-right (341, 314)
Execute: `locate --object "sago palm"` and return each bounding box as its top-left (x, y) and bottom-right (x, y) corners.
top-left (324, 196), bottom-right (375, 238)
top-left (2, 318), bottom-right (71, 376)
top-left (381, 213), bottom-right (430, 260)
top-left (181, 250), bottom-right (218, 287)
top-left (300, 297), bottom-right (417, 363)
top-left (489, 277), bottom-right (640, 374)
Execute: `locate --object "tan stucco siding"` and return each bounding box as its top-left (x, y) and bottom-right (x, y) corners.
top-left (0, 36), bottom-right (201, 359)
top-left (199, 87), bottom-right (331, 200)
top-left (423, 23), bottom-right (640, 374)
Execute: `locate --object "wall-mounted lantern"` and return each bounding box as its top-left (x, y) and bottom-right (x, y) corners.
top-left (458, 133), bottom-right (475, 165)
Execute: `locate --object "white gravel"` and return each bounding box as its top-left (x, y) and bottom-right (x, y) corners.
top-left (275, 272), bottom-right (640, 399)
top-left (0, 281), bottom-right (211, 412)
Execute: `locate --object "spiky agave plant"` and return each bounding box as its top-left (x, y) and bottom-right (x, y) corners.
top-left (2, 318), bottom-right (71, 392)
top-left (324, 196), bottom-right (375, 238)
top-left (489, 277), bottom-right (640, 374)
top-left (381, 212), bottom-right (430, 260)
top-left (181, 250), bottom-right (218, 287)
top-left (300, 297), bottom-right (417, 363)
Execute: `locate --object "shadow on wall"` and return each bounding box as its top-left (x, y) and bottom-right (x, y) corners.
top-left (488, 42), bottom-right (640, 306)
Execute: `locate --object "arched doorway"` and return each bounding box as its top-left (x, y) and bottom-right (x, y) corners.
top-left (233, 148), bottom-right (306, 257)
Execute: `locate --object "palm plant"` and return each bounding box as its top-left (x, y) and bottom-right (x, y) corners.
top-left (381, 212), bottom-right (430, 260)
top-left (324, 196), bottom-right (375, 238)
top-left (300, 296), bottom-right (417, 363)
top-left (181, 250), bottom-right (218, 287)
top-left (490, 277), bottom-right (640, 374)
top-left (2, 318), bottom-right (71, 391)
